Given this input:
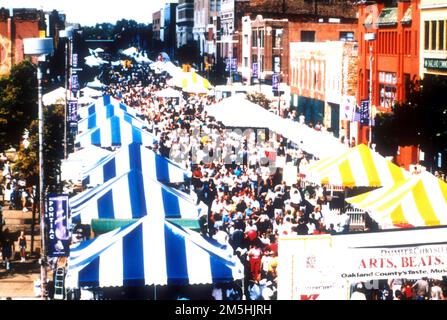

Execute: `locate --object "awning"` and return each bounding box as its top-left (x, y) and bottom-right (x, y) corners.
top-left (82, 142), bottom-right (190, 187)
top-left (401, 5), bottom-right (413, 25)
top-left (377, 7), bottom-right (398, 27)
top-left (346, 172), bottom-right (447, 228)
top-left (65, 216), bottom-right (244, 288)
top-left (303, 144), bottom-right (410, 187)
top-left (74, 116), bottom-right (156, 148)
top-left (70, 170), bottom-right (206, 225)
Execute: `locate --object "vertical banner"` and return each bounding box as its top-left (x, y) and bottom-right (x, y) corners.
top-left (68, 100), bottom-right (78, 127)
top-left (340, 96), bottom-right (356, 121)
top-left (360, 99), bottom-right (370, 125)
top-left (45, 194), bottom-right (70, 257)
top-left (72, 53), bottom-right (78, 69)
top-left (225, 58), bottom-right (230, 72)
top-left (252, 62), bottom-right (258, 79)
top-left (71, 74), bottom-right (79, 95)
top-left (272, 73), bottom-right (280, 93)
top-left (231, 58), bottom-right (238, 72)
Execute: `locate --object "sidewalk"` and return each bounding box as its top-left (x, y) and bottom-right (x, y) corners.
top-left (0, 259), bottom-right (41, 299)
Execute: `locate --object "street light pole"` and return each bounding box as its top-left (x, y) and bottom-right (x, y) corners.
top-left (369, 43), bottom-right (373, 146)
top-left (37, 58), bottom-right (48, 299)
top-left (24, 37), bottom-right (54, 300)
top-left (59, 28), bottom-right (73, 159)
top-left (364, 32), bottom-right (376, 147)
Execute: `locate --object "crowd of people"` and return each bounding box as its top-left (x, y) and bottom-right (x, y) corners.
top-left (95, 60), bottom-right (416, 300)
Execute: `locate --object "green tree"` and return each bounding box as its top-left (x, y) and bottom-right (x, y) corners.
top-left (13, 104), bottom-right (64, 193)
top-left (0, 61), bottom-right (37, 151)
top-left (374, 75), bottom-right (447, 171)
top-left (246, 92), bottom-right (272, 110)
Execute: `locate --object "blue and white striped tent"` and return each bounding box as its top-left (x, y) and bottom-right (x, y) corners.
top-left (70, 170), bottom-right (205, 225)
top-left (65, 216), bottom-right (244, 288)
top-left (78, 95), bottom-right (139, 120)
top-left (75, 116), bottom-right (156, 148)
top-left (82, 142), bottom-right (190, 187)
top-left (77, 104), bottom-right (149, 133)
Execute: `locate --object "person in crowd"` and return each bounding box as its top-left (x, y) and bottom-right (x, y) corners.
top-left (18, 231), bottom-right (27, 262)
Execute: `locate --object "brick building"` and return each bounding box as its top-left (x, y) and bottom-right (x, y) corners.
top-left (152, 10), bottom-right (161, 42)
top-left (0, 8), bottom-right (44, 75)
top-left (241, 15), bottom-right (358, 85)
top-left (289, 41), bottom-right (358, 139)
top-left (420, 0), bottom-right (447, 79)
top-left (357, 0), bottom-right (420, 168)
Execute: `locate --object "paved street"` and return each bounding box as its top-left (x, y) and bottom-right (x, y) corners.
top-left (0, 260), bottom-right (41, 299)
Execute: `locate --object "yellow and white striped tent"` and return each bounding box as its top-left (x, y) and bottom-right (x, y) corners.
top-left (168, 71), bottom-right (211, 92)
top-left (303, 144), bottom-right (409, 187)
top-left (346, 171), bottom-right (447, 228)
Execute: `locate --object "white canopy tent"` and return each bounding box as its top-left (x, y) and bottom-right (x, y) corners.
top-left (42, 87), bottom-right (67, 106)
top-left (61, 145), bottom-right (113, 182)
top-left (204, 94), bottom-right (274, 129)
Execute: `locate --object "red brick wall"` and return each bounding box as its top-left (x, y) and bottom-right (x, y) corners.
top-left (357, 0), bottom-right (420, 167)
top-left (0, 15), bottom-right (39, 75)
top-left (289, 22), bottom-right (358, 42)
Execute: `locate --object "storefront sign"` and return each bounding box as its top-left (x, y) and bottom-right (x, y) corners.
top-left (424, 58), bottom-right (447, 71)
top-left (45, 194), bottom-right (70, 257)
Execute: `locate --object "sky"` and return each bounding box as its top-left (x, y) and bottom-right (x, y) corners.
top-left (1, 0), bottom-right (171, 26)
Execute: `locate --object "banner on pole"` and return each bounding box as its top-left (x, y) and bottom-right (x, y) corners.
top-left (252, 62), bottom-right (258, 79)
top-left (72, 53), bottom-right (78, 69)
top-left (71, 74), bottom-right (79, 94)
top-left (272, 73), bottom-right (280, 92)
top-left (68, 100), bottom-right (78, 127)
top-left (360, 99), bottom-right (370, 125)
top-left (45, 194), bottom-right (70, 257)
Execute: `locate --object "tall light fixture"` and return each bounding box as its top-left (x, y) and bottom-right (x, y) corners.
top-left (365, 32), bottom-right (376, 146)
top-left (59, 27), bottom-right (74, 159)
top-left (23, 37), bottom-right (54, 300)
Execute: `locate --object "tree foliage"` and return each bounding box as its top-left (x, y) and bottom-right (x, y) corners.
top-left (374, 75), bottom-right (447, 170)
top-left (0, 61), bottom-right (37, 151)
top-left (13, 104), bottom-right (64, 192)
top-left (246, 92), bottom-right (272, 110)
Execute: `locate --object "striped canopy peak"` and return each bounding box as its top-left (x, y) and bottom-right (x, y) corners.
top-left (303, 144), bottom-right (410, 187)
top-left (346, 171), bottom-right (447, 228)
top-left (66, 216), bottom-right (244, 288)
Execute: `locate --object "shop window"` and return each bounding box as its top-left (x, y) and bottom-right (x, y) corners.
top-left (379, 71), bottom-right (397, 109)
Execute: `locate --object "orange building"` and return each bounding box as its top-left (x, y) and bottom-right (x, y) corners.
top-left (357, 0), bottom-right (420, 169)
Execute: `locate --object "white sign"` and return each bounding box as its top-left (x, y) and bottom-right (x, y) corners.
top-left (278, 227), bottom-right (447, 300)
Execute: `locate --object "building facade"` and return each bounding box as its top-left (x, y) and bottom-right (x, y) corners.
top-left (163, 2), bottom-right (179, 59)
top-left (152, 10), bottom-right (161, 41)
top-left (241, 15), bottom-right (357, 86)
top-left (176, 0), bottom-right (195, 48)
top-left (290, 41), bottom-right (358, 138)
top-left (0, 8), bottom-right (46, 76)
top-left (357, 0), bottom-right (420, 168)
top-left (420, 0), bottom-right (447, 78)
top-left (193, 0), bottom-right (221, 60)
